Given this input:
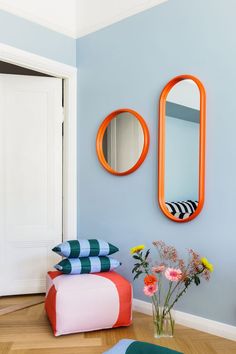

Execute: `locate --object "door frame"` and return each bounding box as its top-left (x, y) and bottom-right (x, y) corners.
top-left (0, 42), bottom-right (77, 241)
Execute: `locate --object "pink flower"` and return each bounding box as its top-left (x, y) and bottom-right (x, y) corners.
top-left (165, 268), bottom-right (182, 282)
top-left (143, 284), bottom-right (158, 297)
top-left (152, 264), bottom-right (165, 273)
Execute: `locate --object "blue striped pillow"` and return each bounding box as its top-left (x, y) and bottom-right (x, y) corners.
top-left (103, 339), bottom-right (183, 354)
top-left (52, 239), bottom-right (119, 258)
top-left (54, 256), bottom-right (121, 274)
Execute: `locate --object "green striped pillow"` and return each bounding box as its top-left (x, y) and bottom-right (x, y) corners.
top-left (54, 256), bottom-right (121, 274)
top-left (104, 339), bottom-right (183, 354)
top-left (52, 239), bottom-right (119, 258)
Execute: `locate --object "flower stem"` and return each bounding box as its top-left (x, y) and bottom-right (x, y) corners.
top-left (166, 269), bottom-right (204, 314)
top-left (162, 282), bottom-right (173, 317)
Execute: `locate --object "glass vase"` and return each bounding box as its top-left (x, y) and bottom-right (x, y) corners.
top-left (152, 302), bottom-right (175, 338)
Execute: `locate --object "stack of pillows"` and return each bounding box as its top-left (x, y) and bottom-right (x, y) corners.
top-left (52, 239), bottom-right (121, 274)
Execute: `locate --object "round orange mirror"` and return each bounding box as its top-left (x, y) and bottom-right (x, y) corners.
top-left (96, 109), bottom-right (150, 176)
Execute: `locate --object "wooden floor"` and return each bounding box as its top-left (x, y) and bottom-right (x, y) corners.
top-left (0, 295), bottom-right (235, 354)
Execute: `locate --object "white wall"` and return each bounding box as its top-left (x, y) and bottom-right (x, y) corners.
top-left (167, 80), bottom-right (200, 109)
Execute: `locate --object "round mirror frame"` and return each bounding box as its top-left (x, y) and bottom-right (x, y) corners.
top-left (158, 74), bottom-right (206, 223)
top-left (96, 108), bottom-right (150, 176)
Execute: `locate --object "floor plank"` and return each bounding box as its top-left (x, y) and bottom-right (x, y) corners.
top-left (0, 295), bottom-right (235, 354)
top-left (0, 299), bottom-right (44, 316)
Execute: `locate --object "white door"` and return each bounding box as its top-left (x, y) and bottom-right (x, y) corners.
top-left (107, 113), bottom-right (144, 171)
top-left (0, 75), bottom-right (63, 296)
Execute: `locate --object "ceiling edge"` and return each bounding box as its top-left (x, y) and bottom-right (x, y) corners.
top-left (76, 0), bottom-right (168, 38)
top-left (0, 1), bottom-right (77, 38)
top-left (0, 0), bottom-right (168, 39)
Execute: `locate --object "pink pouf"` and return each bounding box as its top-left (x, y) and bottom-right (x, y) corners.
top-left (45, 270), bottom-right (132, 336)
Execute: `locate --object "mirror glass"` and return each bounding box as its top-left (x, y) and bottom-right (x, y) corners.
top-left (165, 79), bottom-right (200, 220)
top-left (102, 112), bottom-right (144, 173)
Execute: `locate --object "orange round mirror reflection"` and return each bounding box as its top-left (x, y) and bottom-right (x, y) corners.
top-left (96, 109), bottom-right (150, 176)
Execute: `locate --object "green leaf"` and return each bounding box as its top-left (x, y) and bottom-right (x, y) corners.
top-left (133, 255), bottom-right (141, 260)
top-left (132, 265), bottom-right (140, 273)
top-left (145, 249), bottom-right (150, 260)
top-left (184, 277), bottom-right (191, 287)
top-left (194, 275), bottom-right (200, 286)
top-left (133, 271), bottom-right (142, 280)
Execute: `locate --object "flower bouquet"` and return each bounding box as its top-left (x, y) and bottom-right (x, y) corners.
top-left (130, 241), bottom-right (213, 338)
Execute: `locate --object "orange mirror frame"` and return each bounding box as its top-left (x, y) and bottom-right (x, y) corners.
top-left (96, 108), bottom-right (150, 176)
top-left (158, 75), bottom-right (206, 222)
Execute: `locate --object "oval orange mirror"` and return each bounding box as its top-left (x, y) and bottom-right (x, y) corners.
top-left (158, 75), bottom-right (206, 222)
top-left (96, 109), bottom-right (150, 176)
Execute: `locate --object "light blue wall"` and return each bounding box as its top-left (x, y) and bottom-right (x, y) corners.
top-left (165, 116), bottom-right (199, 201)
top-left (77, 0), bottom-right (236, 326)
top-left (0, 10), bottom-right (76, 66)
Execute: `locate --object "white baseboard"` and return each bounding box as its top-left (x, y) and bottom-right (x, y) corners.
top-left (133, 299), bottom-right (236, 342)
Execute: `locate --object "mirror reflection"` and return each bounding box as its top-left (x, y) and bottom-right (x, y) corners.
top-left (165, 79), bottom-right (200, 220)
top-left (102, 112), bottom-right (144, 173)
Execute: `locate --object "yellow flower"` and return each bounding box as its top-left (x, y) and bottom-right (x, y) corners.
top-left (201, 257), bottom-right (214, 272)
top-left (130, 245), bottom-right (145, 255)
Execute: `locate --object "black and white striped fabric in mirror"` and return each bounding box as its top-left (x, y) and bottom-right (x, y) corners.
top-left (165, 200), bottom-right (198, 219)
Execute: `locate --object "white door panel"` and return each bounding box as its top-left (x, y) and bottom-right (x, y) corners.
top-left (0, 75), bottom-right (63, 295)
top-left (107, 113), bottom-right (144, 172)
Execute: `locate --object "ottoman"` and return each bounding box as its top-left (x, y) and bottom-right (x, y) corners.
top-left (45, 271), bottom-right (132, 336)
